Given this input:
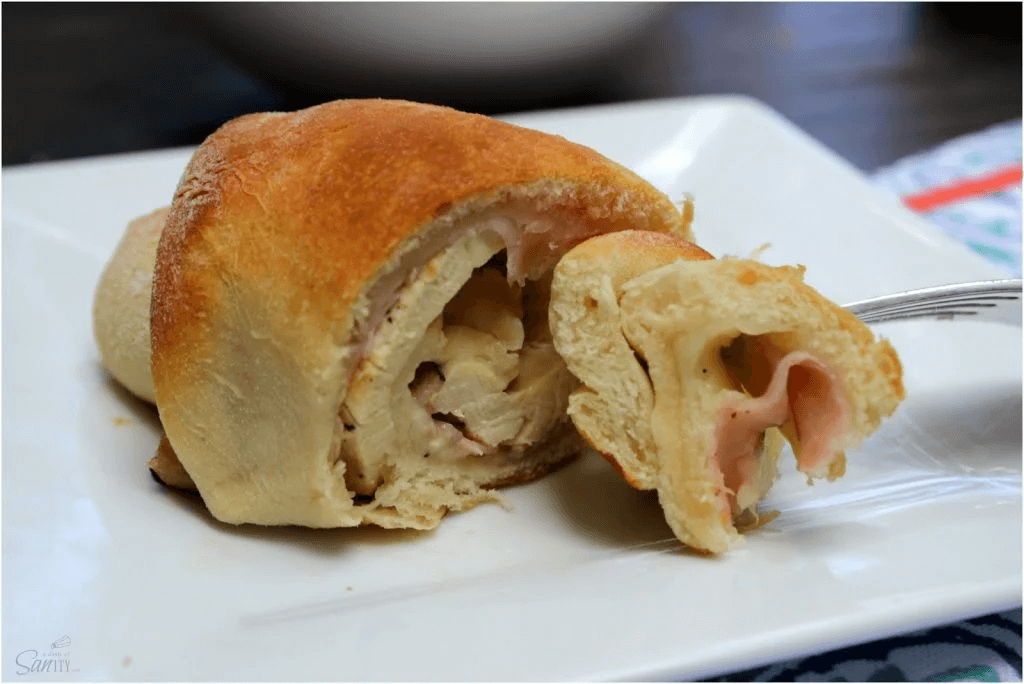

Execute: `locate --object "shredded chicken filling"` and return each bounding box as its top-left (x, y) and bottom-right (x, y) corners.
top-left (410, 260), bottom-right (568, 453)
top-left (337, 230), bottom-right (576, 500)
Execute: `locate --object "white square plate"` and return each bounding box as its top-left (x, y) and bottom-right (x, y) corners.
top-left (3, 96), bottom-right (1020, 681)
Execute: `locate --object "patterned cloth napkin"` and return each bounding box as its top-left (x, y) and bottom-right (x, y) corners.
top-left (871, 120), bottom-right (1022, 277)
top-left (711, 611), bottom-right (1022, 682)
top-left (708, 121), bottom-right (1023, 682)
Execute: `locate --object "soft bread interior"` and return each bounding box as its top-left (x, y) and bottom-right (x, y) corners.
top-left (547, 230), bottom-right (714, 490)
top-left (550, 232), bottom-right (905, 553)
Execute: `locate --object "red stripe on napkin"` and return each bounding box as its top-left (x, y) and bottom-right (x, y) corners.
top-left (902, 163), bottom-right (1023, 213)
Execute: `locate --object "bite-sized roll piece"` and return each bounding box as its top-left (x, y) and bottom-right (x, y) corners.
top-left (549, 231), bottom-right (905, 553)
top-left (147, 99), bottom-right (691, 529)
top-left (93, 207), bottom-right (169, 404)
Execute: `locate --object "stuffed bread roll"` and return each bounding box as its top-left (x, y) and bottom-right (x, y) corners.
top-left (93, 207), bottom-right (200, 491)
top-left (93, 207), bottom-right (169, 405)
top-left (133, 99), bottom-right (691, 529)
top-left (549, 231), bottom-right (905, 553)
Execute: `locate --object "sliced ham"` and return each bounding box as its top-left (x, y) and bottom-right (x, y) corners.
top-left (710, 347), bottom-right (852, 519)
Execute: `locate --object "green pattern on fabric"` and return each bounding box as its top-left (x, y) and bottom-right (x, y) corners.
top-left (986, 220), bottom-right (1010, 237)
top-left (965, 152), bottom-right (985, 167)
top-left (967, 241), bottom-right (1016, 266)
top-left (926, 664), bottom-right (1000, 681)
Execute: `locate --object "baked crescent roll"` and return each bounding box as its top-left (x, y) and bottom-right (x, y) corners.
top-left (93, 207), bottom-right (169, 404)
top-left (93, 207), bottom-right (199, 490)
top-left (136, 99), bottom-right (690, 529)
top-left (549, 231), bottom-right (905, 553)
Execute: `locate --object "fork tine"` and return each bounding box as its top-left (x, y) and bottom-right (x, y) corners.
top-left (857, 298), bottom-right (1009, 320)
top-left (857, 307), bottom-right (982, 324)
top-left (844, 279), bottom-right (1022, 326)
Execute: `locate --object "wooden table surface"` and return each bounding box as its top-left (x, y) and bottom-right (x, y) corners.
top-left (3, 2), bottom-right (1020, 172)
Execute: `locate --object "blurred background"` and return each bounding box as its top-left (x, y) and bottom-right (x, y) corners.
top-left (3, 2), bottom-right (1021, 171)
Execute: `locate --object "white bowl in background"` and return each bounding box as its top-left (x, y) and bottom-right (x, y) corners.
top-left (194, 2), bottom-right (670, 100)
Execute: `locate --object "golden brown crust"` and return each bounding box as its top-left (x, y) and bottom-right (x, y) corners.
top-left (152, 101), bottom-right (685, 385)
top-left (152, 100), bottom-right (686, 404)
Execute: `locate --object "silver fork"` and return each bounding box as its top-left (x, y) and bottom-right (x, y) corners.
top-left (843, 279), bottom-right (1022, 326)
